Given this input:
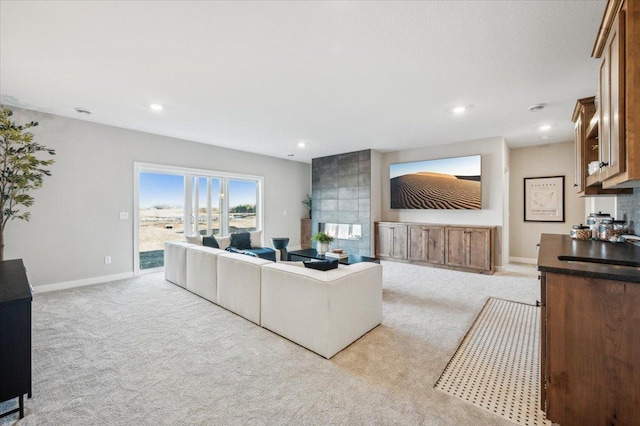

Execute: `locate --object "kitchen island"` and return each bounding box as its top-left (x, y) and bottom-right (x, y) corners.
top-left (538, 233), bottom-right (640, 425)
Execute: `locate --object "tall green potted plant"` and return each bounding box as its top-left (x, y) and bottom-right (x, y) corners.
top-left (0, 107), bottom-right (56, 260)
top-left (301, 194), bottom-right (312, 219)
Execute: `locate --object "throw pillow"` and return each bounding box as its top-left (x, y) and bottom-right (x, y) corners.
top-left (203, 235), bottom-right (219, 249)
top-left (303, 259), bottom-right (339, 271)
top-left (230, 232), bottom-right (252, 250)
top-left (249, 230), bottom-right (262, 248)
top-left (185, 235), bottom-right (203, 245)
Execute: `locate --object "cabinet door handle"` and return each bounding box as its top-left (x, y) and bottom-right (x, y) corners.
top-left (599, 161), bottom-right (609, 168)
top-left (573, 183), bottom-right (578, 187)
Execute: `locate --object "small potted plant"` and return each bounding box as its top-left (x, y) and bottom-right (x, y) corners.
top-left (311, 231), bottom-right (333, 255)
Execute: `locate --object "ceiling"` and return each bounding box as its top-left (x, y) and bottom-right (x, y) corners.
top-left (0, 0), bottom-right (606, 163)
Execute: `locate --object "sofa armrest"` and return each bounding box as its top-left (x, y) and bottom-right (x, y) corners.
top-left (260, 262), bottom-right (382, 358)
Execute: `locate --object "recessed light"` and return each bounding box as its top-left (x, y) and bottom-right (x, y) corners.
top-left (529, 104), bottom-right (546, 112)
top-left (150, 104), bottom-right (163, 111)
top-left (74, 107), bottom-right (92, 115)
top-left (297, 142), bottom-right (306, 148)
top-left (452, 106), bottom-right (466, 114)
top-left (539, 125), bottom-right (551, 131)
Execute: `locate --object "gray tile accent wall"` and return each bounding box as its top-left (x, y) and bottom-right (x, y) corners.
top-left (312, 149), bottom-right (372, 255)
top-left (617, 188), bottom-right (640, 235)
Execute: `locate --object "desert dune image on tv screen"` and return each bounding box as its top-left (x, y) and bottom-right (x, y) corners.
top-left (390, 155), bottom-right (481, 210)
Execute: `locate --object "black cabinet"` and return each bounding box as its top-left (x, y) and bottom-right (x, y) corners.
top-left (0, 259), bottom-right (32, 419)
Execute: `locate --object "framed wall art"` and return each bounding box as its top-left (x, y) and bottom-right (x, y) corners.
top-left (524, 176), bottom-right (565, 222)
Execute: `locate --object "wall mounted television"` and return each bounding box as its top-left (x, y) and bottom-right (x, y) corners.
top-left (390, 155), bottom-right (481, 209)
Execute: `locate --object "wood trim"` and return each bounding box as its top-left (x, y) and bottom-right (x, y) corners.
top-left (571, 96), bottom-right (595, 123)
top-left (592, 0), bottom-right (624, 58)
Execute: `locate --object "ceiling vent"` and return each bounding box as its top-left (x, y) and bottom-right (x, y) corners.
top-left (528, 104), bottom-right (546, 112)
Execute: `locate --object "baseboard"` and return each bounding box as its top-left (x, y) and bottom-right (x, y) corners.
top-left (33, 272), bottom-right (135, 293)
top-left (508, 257), bottom-right (537, 265)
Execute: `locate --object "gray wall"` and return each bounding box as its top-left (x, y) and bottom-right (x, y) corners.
top-left (5, 108), bottom-right (311, 287)
top-left (508, 141), bottom-right (584, 261)
top-left (380, 137), bottom-right (508, 266)
top-left (311, 150), bottom-right (372, 255)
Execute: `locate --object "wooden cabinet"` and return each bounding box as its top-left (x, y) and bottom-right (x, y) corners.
top-left (375, 222), bottom-right (494, 274)
top-left (592, 0), bottom-right (640, 188)
top-left (0, 259), bottom-right (32, 419)
top-left (572, 97), bottom-right (631, 195)
top-left (598, 6), bottom-right (625, 181)
top-left (300, 219), bottom-right (311, 249)
top-left (572, 97), bottom-right (596, 194)
top-left (541, 271), bottom-right (640, 425)
top-left (375, 222), bottom-right (407, 260)
top-left (445, 227), bottom-right (493, 272)
top-left (538, 234), bottom-right (640, 425)
top-left (408, 225), bottom-right (444, 264)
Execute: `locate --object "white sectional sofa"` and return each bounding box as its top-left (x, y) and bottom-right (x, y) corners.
top-left (164, 241), bottom-right (193, 288)
top-left (163, 241), bottom-right (383, 359)
top-left (261, 261), bottom-right (383, 359)
top-left (216, 252), bottom-right (272, 325)
top-left (186, 246), bottom-right (226, 303)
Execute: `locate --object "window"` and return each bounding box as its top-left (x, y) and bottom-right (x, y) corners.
top-left (228, 179), bottom-right (258, 233)
top-left (134, 163), bottom-right (263, 273)
top-left (192, 177), bottom-right (221, 236)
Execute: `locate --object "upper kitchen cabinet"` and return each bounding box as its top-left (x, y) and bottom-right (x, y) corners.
top-left (572, 97), bottom-right (631, 195)
top-left (592, 0), bottom-right (640, 188)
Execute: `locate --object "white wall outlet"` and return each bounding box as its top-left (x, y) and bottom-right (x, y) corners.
top-left (283, 210), bottom-right (287, 216)
top-left (104, 256), bottom-right (111, 264)
top-left (119, 212), bottom-right (129, 220)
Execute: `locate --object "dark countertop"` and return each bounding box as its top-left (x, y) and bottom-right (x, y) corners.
top-left (538, 233), bottom-right (640, 283)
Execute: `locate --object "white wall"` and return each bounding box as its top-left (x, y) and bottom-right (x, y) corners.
top-left (5, 108), bottom-right (311, 287)
top-left (369, 149), bottom-right (382, 255)
top-left (380, 137), bottom-right (507, 266)
top-left (509, 141), bottom-right (584, 262)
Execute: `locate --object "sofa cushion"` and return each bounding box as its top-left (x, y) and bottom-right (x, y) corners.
top-left (185, 235), bottom-right (203, 245)
top-left (303, 259), bottom-right (339, 271)
top-left (203, 235), bottom-right (220, 249)
top-left (230, 232), bottom-right (252, 250)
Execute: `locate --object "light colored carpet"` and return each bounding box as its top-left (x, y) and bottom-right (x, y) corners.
top-left (1, 261), bottom-right (540, 425)
top-left (435, 298), bottom-right (549, 426)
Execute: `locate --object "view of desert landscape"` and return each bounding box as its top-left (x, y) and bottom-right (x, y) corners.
top-left (390, 172), bottom-right (481, 209)
top-left (139, 208), bottom-right (256, 269)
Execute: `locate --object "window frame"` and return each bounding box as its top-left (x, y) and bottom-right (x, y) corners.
top-left (134, 162), bottom-right (264, 275)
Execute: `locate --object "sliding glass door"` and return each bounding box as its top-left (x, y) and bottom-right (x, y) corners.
top-left (138, 172), bottom-right (185, 270)
top-left (135, 163), bottom-right (263, 273)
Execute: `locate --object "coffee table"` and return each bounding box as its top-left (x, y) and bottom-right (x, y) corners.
top-left (287, 249), bottom-right (380, 265)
